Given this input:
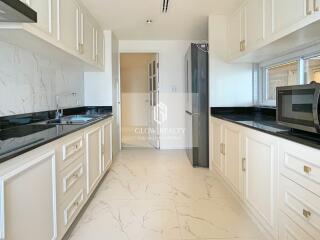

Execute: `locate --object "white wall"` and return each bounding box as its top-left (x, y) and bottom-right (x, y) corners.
top-left (119, 40), bottom-right (192, 149)
top-left (209, 15), bottom-right (253, 107)
top-left (84, 31), bottom-right (113, 106)
top-left (0, 41), bottom-right (84, 116)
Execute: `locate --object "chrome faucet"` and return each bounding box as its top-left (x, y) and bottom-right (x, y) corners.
top-left (55, 95), bottom-right (63, 120)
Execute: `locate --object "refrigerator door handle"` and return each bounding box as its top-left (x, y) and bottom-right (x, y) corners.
top-left (186, 111), bottom-right (193, 115)
top-left (186, 111), bottom-right (200, 116)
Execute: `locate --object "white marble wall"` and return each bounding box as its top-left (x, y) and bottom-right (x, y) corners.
top-left (0, 41), bottom-right (84, 117)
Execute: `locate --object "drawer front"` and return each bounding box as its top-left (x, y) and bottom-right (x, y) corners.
top-left (63, 190), bottom-right (84, 226)
top-left (280, 176), bottom-right (320, 239)
top-left (280, 140), bottom-right (320, 196)
top-left (57, 156), bottom-right (84, 204)
top-left (58, 189), bottom-right (85, 238)
top-left (279, 212), bottom-right (315, 240)
top-left (62, 136), bottom-right (83, 162)
top-left (63, 163), bottom-right (83, 193)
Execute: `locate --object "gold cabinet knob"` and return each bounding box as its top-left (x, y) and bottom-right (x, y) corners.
top-left (303, 209), bottom-right (311, 218)
top-left (304, 165), bottom-right (312, 174)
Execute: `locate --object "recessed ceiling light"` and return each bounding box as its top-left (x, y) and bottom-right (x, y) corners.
top-left (146, 19), bottom-right (153, 24)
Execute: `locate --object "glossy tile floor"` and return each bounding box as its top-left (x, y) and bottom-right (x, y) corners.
top-left (69, 149), bottom-right (266, 240)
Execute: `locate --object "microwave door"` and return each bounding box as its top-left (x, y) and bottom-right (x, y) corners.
top-left (313, 87), bottom-right (320, 132)
top-left (277, 86), bottom-right (318, 133)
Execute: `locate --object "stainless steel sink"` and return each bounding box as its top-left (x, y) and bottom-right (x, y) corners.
top-left (38, 115), bottom-right (100, 125)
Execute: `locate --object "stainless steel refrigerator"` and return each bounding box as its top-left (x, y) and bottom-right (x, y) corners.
top-left (185, 43), bottom-right (209, 168)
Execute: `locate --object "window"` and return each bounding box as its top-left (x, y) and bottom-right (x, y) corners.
top-left (265, 61), bottom-right (299, 102)
top-left (260, 50), bottom-right (320, 106)
top-left (304, 56), bottom-right (320, 84)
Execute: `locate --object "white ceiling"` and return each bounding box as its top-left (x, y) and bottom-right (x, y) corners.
top-left (80, 0), bottom-right (243, 40)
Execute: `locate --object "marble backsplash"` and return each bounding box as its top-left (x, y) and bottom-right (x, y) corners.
top-left (0, 41), bottom-right (84, 117)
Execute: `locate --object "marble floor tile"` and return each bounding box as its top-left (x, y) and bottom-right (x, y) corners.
top-left (69, 149), bottom-right (266, 240)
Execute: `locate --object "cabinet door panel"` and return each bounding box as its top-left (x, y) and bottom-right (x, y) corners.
top-left (224, 124), bottom-right (242, 195)
top-left (243, 130), bottom-right (278, 237)
top-left (97, 29), bottom-right (104, 67)
top-left (228, 9), bottom-right (242, 57)
top-left (272, 0), bottom-right (306, 34)
top-left (85, 127), bottom-right (102, 195)
top-left (82, 13), bottom-right (95, 62)
top-left (279, 212), bottom-right (315, 240)
top-left (245, 0), bottom-right (265, 48)
top-left (26, 0), bottom-right (52, 35)
top-left (0, 152), bottom-right (56, 240)
top-left (58, 0), bottom-right (80, 52)
top-left (211, 118), bottom-right (223, 173)
top-left (103, 121), bottom-right (112, 172)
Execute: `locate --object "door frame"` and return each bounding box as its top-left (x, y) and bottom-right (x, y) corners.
top-left (119, 51), bottom-right (160, 149)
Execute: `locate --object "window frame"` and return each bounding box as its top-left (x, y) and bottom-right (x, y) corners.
top-left (258, 44), bottom-right (320, 107)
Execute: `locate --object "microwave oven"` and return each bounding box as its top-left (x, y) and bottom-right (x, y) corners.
top-left (276, 84), bottom-right (320, 133)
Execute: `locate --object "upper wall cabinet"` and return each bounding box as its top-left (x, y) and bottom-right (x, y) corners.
top-left (245, 0), bottom-right (265, 49)
top-left (0, 0), bottom-right (105, 71)
top-left (272, 0), bottom-right (307, 34)
top-left (59, 0), bottom-right (80, 53)
top-left (22, 0), bottom-right (55, 37)
top-left (227, 8), bottom-right (244, 58)
top-left (225, 0), bottom-right (320, 62)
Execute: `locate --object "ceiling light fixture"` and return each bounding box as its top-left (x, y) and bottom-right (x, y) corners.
top-left (146, 19), bottom-right (153, 24)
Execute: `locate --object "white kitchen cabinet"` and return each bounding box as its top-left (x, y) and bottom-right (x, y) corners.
top-left (22, 0), bottom-right (54, 36)
top-left (0, 151), bottom-right (57, 240)
top-left (85, 126), bottom-right (102, 195)
top-left (102, 120), bottom-right (113, 172)
top-left (58, 0), bottom-right (80, 53)
top-left (97, 28), bottom-right (105, 67)
top-left (279, 176), bottom-right (320, 239)
top-left (211, 118), bottom-right (224, 174)
top-left (279, 211), bottom-right (315, 240)
top-left (82, 13), bottom-right (95, 63)
top-left (223, 122), bottom-right (242, 196)
top-left (242, 128), bottom-right (278, 238)
top-left (244, 0), bottom-right (265, 49)
top-left (272, 0), bottom-right (307, 34)
top-left (227, 8), bottom-right (244, 58)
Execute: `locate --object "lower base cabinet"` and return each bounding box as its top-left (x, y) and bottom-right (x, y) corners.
top-left (85, 125), bottom-right (103, 196)
top-left (0, 118), bottom-right (113, 240)
top-left (211, 117), bottom-right (278, 239)
top-left (279, 212), bottom-right (315, 240)
top-left (211, 117), bottom-right (320, 240)
top-left (0, 151), bottom-right (57, 240)
top-left (242, 128), bottom-right (278, 238)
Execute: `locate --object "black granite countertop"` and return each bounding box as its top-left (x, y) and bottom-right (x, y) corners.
top-left (211, 107), bottom-right (320, 150)
top-left (0, 107), bottom-right (112, 164)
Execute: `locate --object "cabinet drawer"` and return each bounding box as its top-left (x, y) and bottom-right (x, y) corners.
top-left (279, 140), bottom-right (320, 196)
top-left (279, 211), bottom-right (315, 240)
top-left (58, 189), bottom-right (85, 237)
top-left (57, 156), bottom-right (84, 203)
top-left (62, 136), bottom-right (83, 161)
top-left (280, 176), bottom-right (320, 239)
top-left (63, 190), bottom-right (84, 226)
